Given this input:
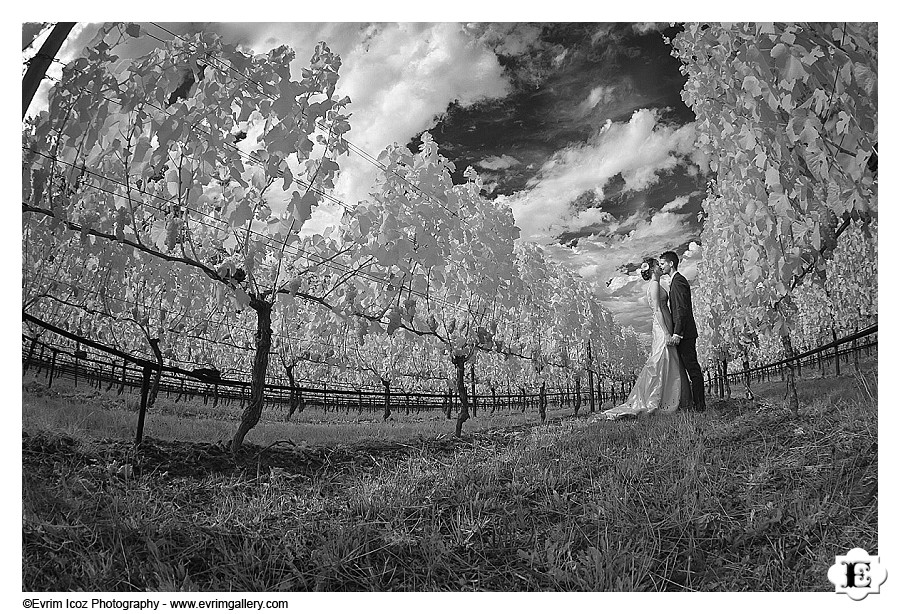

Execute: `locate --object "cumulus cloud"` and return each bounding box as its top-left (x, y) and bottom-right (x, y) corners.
top-left (322, 23), bottom-right (512, 228)
top-left (499, 108), bottom-right (697, 243)
top-left (660, 195), bottom-right (690, 213)
top-left (336, 24), bottom-right (510, 153)
top-left (678, 240), bottom-right (703, 282)
top-left (477, 154), bottom-right (522, 171)
top-left (565, 207), bottom-right (617, 232)
top-left (578, 84), bottom-right (618, 116)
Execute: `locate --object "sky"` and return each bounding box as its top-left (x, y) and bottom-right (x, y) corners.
top-left (27, 21), bottom-right (712, 339)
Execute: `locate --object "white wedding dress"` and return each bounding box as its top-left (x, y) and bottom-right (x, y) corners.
top-left (603, 281), bottom-right (687, 419)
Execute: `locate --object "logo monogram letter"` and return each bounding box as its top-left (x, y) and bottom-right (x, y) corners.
top-left (847, 562), bottom-right (871, 588)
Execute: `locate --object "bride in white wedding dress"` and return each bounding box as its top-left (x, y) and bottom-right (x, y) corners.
top-left (602, 258), bottom-right (689, 420)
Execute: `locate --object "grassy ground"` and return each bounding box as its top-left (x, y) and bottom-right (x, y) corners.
top-left (22, 363), bottom-right (877, 591)
top-left (21, 375), bottom-right (582, 447)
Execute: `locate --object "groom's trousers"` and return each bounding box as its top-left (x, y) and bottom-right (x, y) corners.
top-left (677, 337), bottom-right (706, 410)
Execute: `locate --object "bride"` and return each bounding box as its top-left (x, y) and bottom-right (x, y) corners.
top-left (602, 258), bottom-right (690, 419)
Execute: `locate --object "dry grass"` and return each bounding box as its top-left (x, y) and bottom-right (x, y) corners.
top-left (22, 366), bottom-right (877, 591)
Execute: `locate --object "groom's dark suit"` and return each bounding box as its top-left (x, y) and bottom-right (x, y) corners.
top-left (668, 271), bottom-right (706, 411)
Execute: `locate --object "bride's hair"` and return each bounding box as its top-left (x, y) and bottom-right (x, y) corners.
top-left (640, 258), bottom-right (658, 281)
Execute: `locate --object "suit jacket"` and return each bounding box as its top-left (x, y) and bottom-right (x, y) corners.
top-left (668, 272), bottom-right (698, 340)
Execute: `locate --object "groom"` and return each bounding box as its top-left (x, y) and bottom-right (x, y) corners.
top-left (659, 251), bottom-right (706, 412)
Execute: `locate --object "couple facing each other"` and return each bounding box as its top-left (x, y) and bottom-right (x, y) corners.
top-left (602, 251), bottom-right (706, 420)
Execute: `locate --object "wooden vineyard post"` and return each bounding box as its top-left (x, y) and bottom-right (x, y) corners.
top-left (538, 381), bottom-right (547, 423)
top-left (573, 375), bottom-right (581, 417)
top-left (453, 356), bottom-right (469, 436)
top-left (832, 328), bottom-right (840, 376)
top-left (118, 360), bottom-right (128, 395)
top-left (719, 363), bottom-right (726, 398)
top-left (722, 358), bottom-right (731, 400)
top-left (853, 326), bottom-right (860, 373)
top-left (47, 349), bottom-right (58, 388)
top-left (35, 345), bottom-right (46, 376)
top-left (587, 341), bottom-right (596, 414)
top-left (135, 366), bottom-right (152, 446)
top-left (382, 379), bottom-right (391, 421)
top-left (106, 360), bottom-right (117, 392)
top-left (74, 350), bottom-right (86, 388)
top-left (491, 386), bottom-right (497, 415)
top-left (470, 362), bottom-right (477, 419)
top-left (148, 339), bottom-right (163, 408)
top-left (781, 335), bottom-right (799, 417)
top-left (742, 354), bottom-right (753, 400)
top-left (284, 364), bottom-right (297, 421)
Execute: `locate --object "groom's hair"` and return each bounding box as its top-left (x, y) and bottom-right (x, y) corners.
top-left (660, 251), bottom-right (679, 270)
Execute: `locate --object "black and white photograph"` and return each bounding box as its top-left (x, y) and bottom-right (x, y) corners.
top-left (17, 10), bottom-right (882, 600)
